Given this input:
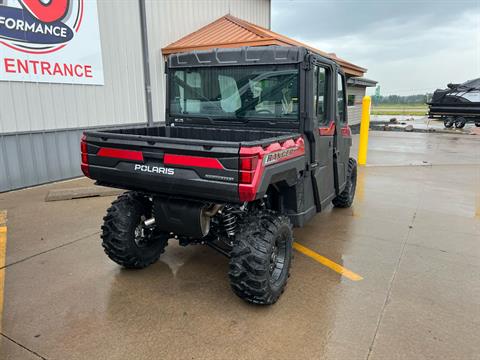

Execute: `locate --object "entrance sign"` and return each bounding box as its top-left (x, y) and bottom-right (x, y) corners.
top-left (0, 0), bottom-right (104, 85)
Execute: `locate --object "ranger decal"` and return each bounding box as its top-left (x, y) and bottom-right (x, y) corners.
top-left (263, 147), bottom-right (299, 166)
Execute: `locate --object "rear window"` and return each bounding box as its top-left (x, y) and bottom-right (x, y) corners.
top-left (169, 65), bottom-right (299, 121)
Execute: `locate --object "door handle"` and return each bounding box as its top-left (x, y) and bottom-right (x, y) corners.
top-left (308, 162), bottom-right (319, 171)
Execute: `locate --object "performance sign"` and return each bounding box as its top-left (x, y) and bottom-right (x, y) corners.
top-left (0, 0), bottom-right (104, 85)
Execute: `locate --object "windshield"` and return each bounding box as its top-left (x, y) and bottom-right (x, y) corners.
top-left (169, 65), bottom-right (299, 120)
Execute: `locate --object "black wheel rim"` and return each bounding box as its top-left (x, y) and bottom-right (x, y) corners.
top-left (455, 118), bottom-right (465, 128)
top-left (269, 232), bottom-right (287, 285)
top-left (134, 215), bottom-right (154, 248)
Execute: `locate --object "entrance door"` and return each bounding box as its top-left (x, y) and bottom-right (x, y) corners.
top-left (312, 64), bottom-right (336, 208)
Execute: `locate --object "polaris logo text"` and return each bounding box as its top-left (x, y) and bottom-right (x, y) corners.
top-left (134, 164), bottom-right (175, 175)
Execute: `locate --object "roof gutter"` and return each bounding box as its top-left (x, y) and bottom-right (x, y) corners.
top-left (347, 77), bottom-right (378, 87)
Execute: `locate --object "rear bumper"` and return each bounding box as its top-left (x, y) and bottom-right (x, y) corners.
top-left (90, 165), bottom-right (240, 203)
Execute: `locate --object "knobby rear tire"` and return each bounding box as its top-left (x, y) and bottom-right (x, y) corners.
top-left (101, 192), bottom-right (168, 269)
top-left (229, 212), bottom-right (293, 305)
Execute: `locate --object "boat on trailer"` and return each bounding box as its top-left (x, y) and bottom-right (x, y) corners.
top-left (428, 78), bottom-right (480, 128)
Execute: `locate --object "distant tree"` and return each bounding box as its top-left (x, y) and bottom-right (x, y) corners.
top-left (372, 93), bottom-right (432, 105)
top-left (373, 86), bottom-right (381, 104)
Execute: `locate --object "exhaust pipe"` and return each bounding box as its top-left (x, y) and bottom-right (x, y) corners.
top-left (144, 218), bottom-right (156, 227)
top-left (144, 204), bottom-right (221, 229)
top-left (202, 204), bottom-right (223, 217)
top-left (153, 198), bottom-right (224, 238)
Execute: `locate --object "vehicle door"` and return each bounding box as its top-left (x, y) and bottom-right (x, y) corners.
top-left (311, 64), bottom-right (336, 207)
top-left (334, 71), bottom-right (351, 193)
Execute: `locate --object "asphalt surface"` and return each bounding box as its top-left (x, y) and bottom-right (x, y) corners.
top-left (0, 131), bottom-right (479, 360)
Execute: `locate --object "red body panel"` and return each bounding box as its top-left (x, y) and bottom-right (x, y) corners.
top-left (239, 137), bottom-right (305, 202)
top-left (164, 154), bottom-right (224, 170)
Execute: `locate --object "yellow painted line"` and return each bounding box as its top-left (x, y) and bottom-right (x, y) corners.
top-left (0, 210), bottom-right (7, 332)
top-left (293, 242), bottom-right (363, 281)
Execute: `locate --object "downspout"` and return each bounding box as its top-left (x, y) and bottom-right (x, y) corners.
top-left (139, 0), bottom-right (154, 127)
top-left (268, 0), bottom-right (272, 29)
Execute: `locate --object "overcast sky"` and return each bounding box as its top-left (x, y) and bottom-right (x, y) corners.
top-left (271, 0), bottom-right (480, 95)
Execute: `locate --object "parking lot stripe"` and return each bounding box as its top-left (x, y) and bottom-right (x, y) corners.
top-left (293, 242), bottom-right (363, 281)
top-left (0, 210), bottom-right (7, 331)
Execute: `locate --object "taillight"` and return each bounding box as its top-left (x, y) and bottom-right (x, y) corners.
top-left (97, 148), bottom-right (144, 161)
top-left (164, 154), bottom-right (223, 169)
top-left (80, 134), bottom-right (90, 177)
top-left (81, 163), bottom-right (90, 177)
top-left (238, 147), bottom-right (264, 202)
top-left (81, 140), bottom-right (88, 163)
top-left (239, 155), bottom-right (259, 184)
top-left (239, 170), bottom-right (254, 184)
top-left (239, 156), bottom-right (258, 172)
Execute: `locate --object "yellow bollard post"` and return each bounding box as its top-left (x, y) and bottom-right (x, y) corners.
top-left (358, 96), bottom-right (371, 165)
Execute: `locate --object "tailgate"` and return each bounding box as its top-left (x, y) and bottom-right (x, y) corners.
top-left (81, 132), bottom-right (242, 202)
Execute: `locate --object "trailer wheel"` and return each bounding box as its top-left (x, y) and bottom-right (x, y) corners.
top-left (229, 212), bottom-right (293, 305)
top-left (101, 192), bottom-right (168, 269)
top-left (444, 117), bottom-right (454, 128)
top-left (333, 158), bottom-right (357, 208)
top-left (454, 117), bottom-right (466, 129)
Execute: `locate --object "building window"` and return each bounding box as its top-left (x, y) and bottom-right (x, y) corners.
top-left (348, 94), bottom-right (355, 107)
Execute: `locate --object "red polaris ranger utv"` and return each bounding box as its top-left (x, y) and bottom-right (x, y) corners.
top-left (81, 46), bottom-right (357, 305)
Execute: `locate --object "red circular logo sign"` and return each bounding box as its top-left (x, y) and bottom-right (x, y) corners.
top-left (0, 0), bottom-right (84, 54)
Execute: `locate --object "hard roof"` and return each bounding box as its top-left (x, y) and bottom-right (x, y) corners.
top-left (162, 15), bottom-right (367, 77)
top-left (168, 46), bottom-right (311, 68)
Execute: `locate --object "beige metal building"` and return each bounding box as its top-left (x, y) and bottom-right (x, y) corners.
top-left (0, 0), bottom-right (374, 192)
top-left (0, 0), bottom-right (270, 191)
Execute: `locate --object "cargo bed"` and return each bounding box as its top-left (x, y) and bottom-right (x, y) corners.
top-left (82, 125), bottom-right (301, 203)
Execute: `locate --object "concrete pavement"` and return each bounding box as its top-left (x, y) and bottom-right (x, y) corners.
top-left (0, 132), bottom-right (479, 359)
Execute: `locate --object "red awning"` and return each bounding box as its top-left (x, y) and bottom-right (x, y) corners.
top-left (162, 15), bottom-right (367, 77)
